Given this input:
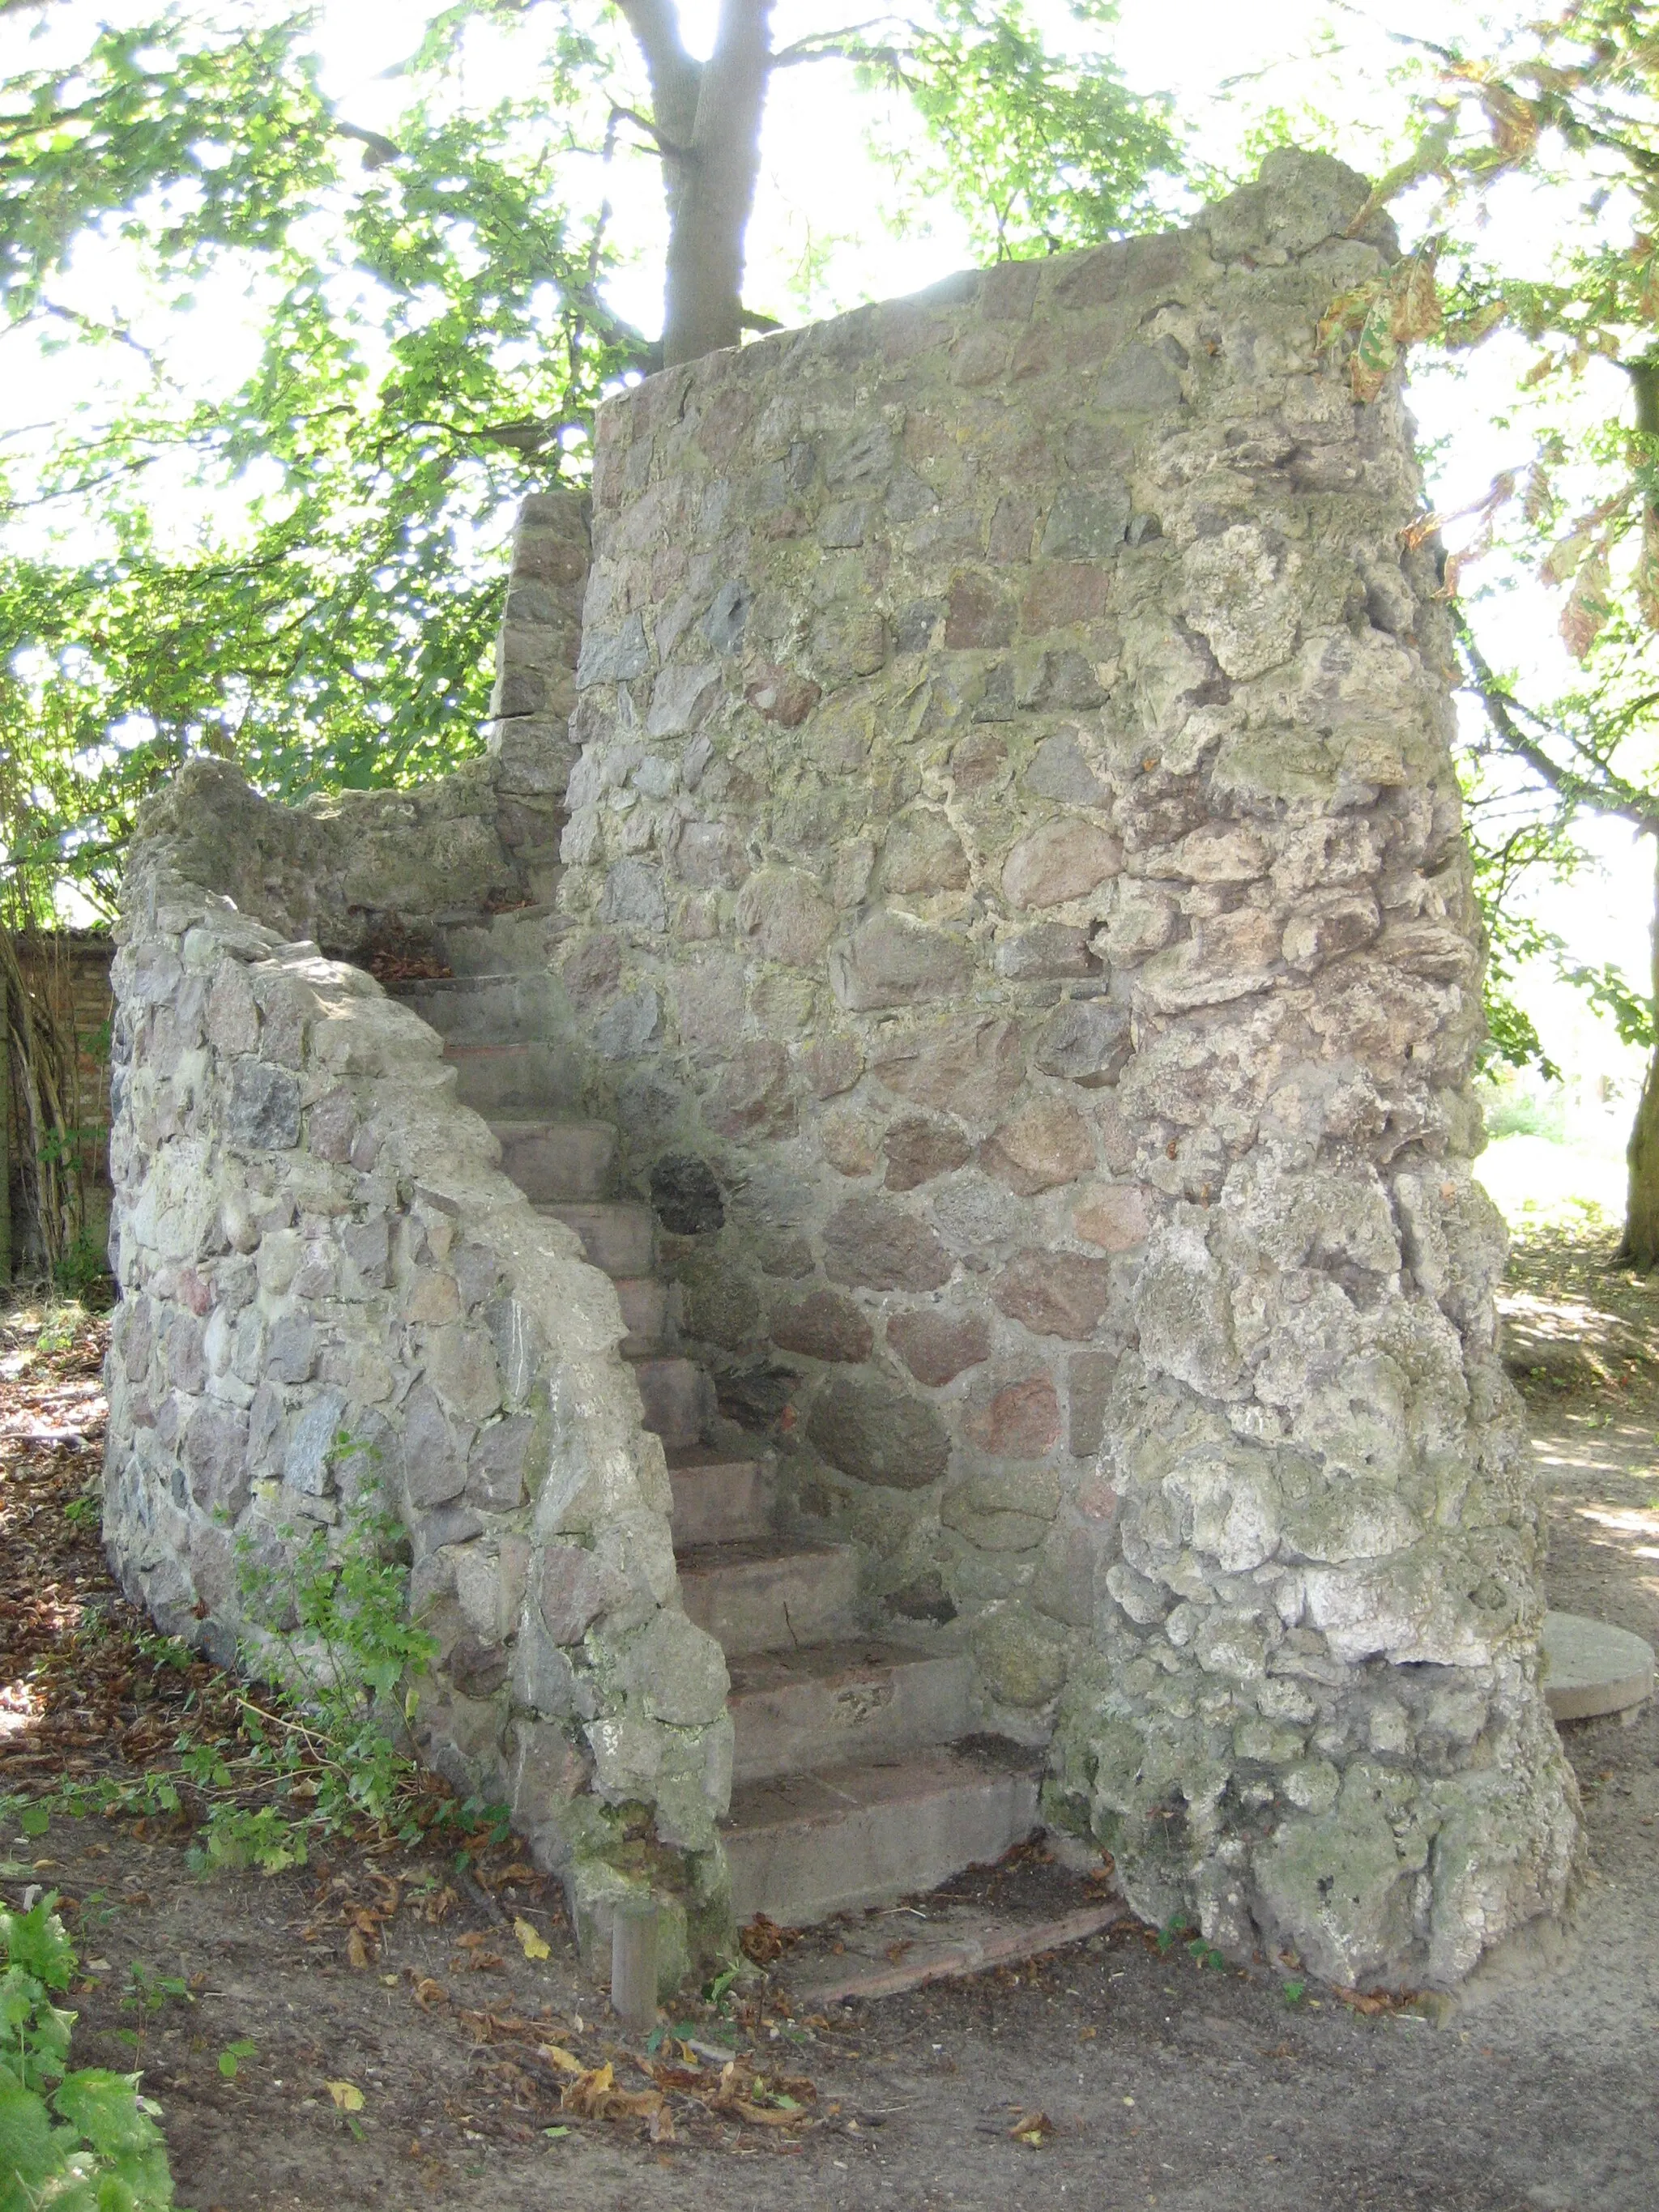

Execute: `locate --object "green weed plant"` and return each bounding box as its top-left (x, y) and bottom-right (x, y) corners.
top-left (0, 1894), bottom-right (175, 2210)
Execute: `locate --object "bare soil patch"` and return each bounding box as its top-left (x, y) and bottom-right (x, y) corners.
top-left (3, 1249), bottom-right (1657, 2212)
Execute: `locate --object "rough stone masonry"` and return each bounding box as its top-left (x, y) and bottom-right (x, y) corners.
top-left (106, 148), bottom-right (1583, 1990)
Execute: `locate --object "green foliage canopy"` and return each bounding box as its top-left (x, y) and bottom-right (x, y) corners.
top-left (0, 0), bottom-right (1177, 918)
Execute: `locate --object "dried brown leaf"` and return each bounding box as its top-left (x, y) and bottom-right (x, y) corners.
top-left (1560, 550), bottom-right (1612, 661)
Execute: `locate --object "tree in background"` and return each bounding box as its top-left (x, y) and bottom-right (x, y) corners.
top-left (1311, 2), bottom-right (1659, 1259)
top-left (0, 0), bottom-right (1176, 917)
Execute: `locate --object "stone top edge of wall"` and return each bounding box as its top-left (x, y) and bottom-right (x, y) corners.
top-left (122, 478), bottom-right (594, 959)
top-left (120, 754), bottom-right (521, 958)
top-left (595, 150), bottom-right (1397, 449)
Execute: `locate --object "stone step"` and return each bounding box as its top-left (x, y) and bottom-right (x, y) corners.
top-left (723, 1742), bottom-right (1043, 1928)
top-left (616, 1276), bottom-right (672, 1357)
top-left (727, 1642), bottom-right (974, 1786)
top-left (676, 1540), bottom-right (859, 1659)
top-left (491, 1119), bottom-right (616, 1204)
top-left (537, 1201), bottom-right (655, 1279)
top-left (1542, 1610), bottom-right (1655, 1722)
top-left (626, 1354), bottom-right (712, 1452)
top-left (440, 904), bottom-right (565, 978)
top-left (396, 972), bottom-right (559, 1042)
top-left (446, 1040), bottom-right (583, 1117)
top-left (667, 1448), bottom-right (776, 1548)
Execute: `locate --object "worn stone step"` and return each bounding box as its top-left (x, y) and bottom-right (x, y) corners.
top-left (1542, 1609), bottom-right (1655, 1722)
top-left (667, 1448), bottom-right (775, 1548)
top-left (727, 1642), bottom-right (974, 1786)
top-left (396, 972), bottom-right (558, 1042)
top-left (676, 1540), bottom-right (859, 1659)
top-left (723, 1741), bottom-right (1043, 1928)
top-left (440, 904), bottom-right (565, 978)
top-left (626, 1354), bottom-right (712, 1452)
top-left (615, 1277), bottom-right (672, 1357)
top-left (491, 1119), bottom-right (616, 1204)
top-left (537, 1201), bottom-right (655, 1278)
top-left (446, 1040), bottom-right (583, 1117)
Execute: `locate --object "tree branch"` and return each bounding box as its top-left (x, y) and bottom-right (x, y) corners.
top-left (770, 20), bottom-right (899, 67)
top-left (606, 101), bottom-right (693, 162)
top-left (335, 121), bottom-right (402, 168)
top-left (616, 0), bottom-right (703, 143)
top-left (1455, 606), bottom-right (1659, 834)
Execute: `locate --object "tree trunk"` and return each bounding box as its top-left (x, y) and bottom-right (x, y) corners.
top-left (1618, 833), bottom-right (1659, 1268)
top-left (621, 0), bottom-right (774, 369)
top-left (0, 993), bottom-right (11, 1292)
top-left (664, 0), bottom-right (772, 365)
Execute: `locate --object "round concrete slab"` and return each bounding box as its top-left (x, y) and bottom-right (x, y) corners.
top-left (1541, 1611), bottom-right (1656, 1723)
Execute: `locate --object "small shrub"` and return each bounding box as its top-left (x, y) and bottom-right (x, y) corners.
top-left (0, 1893), bottom-right (176, 2210)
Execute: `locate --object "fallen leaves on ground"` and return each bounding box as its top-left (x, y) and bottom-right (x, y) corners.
top-left (738, 1913), bottom-right (801, 1967)
top-left (1333, 1986), bottom-right (1414, 2017)
top-left (513, 1916), bottom-right (550, 1961)
top-left (1, 1304), bottom-right (825, 2159)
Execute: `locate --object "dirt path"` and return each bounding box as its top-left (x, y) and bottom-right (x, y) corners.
top-left (3, 1251), bottom-right (1657, 2212)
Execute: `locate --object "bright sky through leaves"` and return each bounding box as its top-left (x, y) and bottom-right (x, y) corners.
top-left (0, 0), bottom-right (1650, 1018)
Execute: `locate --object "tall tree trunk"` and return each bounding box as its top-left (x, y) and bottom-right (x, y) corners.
top-left (1618, 833), bottom-right (1659, 1268)
top-left (663, 0), bottom-right (772, 365)
top-left (0, 999), bottom-right (11, 1291)
top-left (621, 0), bottom-right (774, 369)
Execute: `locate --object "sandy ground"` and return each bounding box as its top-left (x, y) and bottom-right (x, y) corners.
top-left (2, 1242), bottom-right (1657, 2212)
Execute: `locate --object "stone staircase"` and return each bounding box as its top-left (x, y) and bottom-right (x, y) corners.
top-left (390, 903), bottom-right (1041, 1930)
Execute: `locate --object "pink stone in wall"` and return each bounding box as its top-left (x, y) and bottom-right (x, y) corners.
top-left (870, 1015), bottom-right (1026, 1127)
top-left (979, 1099), bottom-right (1096, 1196)
top-left (1001, 819), bottom-right (1123, 910)
top-left (944, 573), bottom-right (1013, 650)
top-left (993, 1251), bottom-right (1114, 1340)
top-left (1073, 1183), bottom-right (1153, 1253)
top-left (770, 1289), bottom-right (876, 1365)
top-left (963, 1375), bottom-right (1062, 1456)
top-left (1019, 563), bottom-right (1112, 633)
top-left (744, 664), bottom-right (821, 726)
top-left (823, 1197), bottom-right (954, 1293)
top-left (886, 1309), bottom-right (992, 1387)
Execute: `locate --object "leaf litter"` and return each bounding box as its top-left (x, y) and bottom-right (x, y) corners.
top-left (0, 1306), bottom-right (827, 2187)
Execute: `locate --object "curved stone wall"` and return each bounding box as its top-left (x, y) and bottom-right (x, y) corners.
top-left (545, 148), bottom-right (1580, 1985)
top-left (104, 694), bottom-right (732, 1988)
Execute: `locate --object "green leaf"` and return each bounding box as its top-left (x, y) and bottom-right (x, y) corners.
top-left (53, 2069), bottom-right (164, 2161)
top-left (0, 2073), bottom-right (67, 2199)
top-left (2, 1899), bottom-right (78, 1991)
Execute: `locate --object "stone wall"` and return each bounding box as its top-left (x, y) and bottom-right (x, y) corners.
top-left (535, 147), bottom-right (1580, 1986)
top-left (107, 148), bottom-right (1583, 1993)
top-left (102, 501), bottom-right (735, 1987)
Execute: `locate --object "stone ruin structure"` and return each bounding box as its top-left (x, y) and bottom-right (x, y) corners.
top-left (103, 151), bottom-right (1583, 1994)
